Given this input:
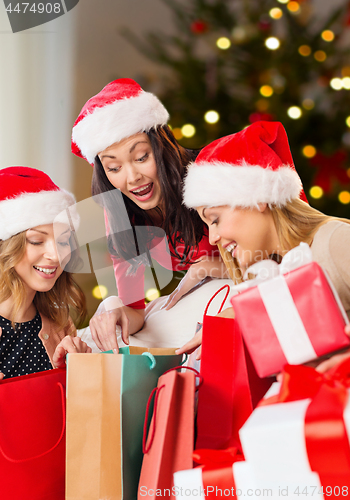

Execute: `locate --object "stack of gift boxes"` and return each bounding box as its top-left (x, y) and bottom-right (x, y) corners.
top-left (174, 243), bottom-right (350, 499)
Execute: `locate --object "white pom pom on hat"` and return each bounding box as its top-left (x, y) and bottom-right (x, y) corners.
top-left (0, 166), bottom-right (77, 241)
top-left (183, 121), bottom-right (307, 210)
top-left (72, 78), bottom-right (169, 165)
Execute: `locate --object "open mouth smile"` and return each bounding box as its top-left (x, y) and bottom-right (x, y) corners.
top-left (33, 266), bottom-right (57, 277)
top-left (225, 242), bottom-right (238, 257)
top-left (130, 183), bottom-right (154, 200)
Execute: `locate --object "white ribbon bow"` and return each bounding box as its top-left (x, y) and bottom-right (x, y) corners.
top-left (232, 242), bottom-right (313, 294)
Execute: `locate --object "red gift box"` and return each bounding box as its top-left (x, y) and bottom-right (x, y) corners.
top-left (231, 244), bottom-right (349, 377)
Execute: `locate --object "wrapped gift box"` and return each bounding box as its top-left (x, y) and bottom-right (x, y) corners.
top-left (231, 243), bottom-right (350, 377)
top-left (238, 362), bottom-right (350, 492)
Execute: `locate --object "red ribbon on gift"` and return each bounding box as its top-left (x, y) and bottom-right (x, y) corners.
top-left (193, 447), bottom-right (244, 498)
top-left (260, 360), bottom-right (350, 496)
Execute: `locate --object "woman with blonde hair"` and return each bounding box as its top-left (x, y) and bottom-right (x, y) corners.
top-left (177, 121), bottom-right (350, 370)
top-left (0, 167), bottom-right (90, 379)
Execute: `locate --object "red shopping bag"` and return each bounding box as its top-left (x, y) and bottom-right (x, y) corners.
top-left (196, 285), bottom-right (272, 450)
top-left (138, 366), bottom-right (199, 499)
top-left (0, 368), bottom-right (66, 500)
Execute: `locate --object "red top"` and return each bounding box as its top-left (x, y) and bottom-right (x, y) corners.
top-left (111, 229), bottom-right (218, 309)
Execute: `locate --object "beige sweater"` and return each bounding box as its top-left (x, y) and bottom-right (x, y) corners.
top-left (311, 220), bottom-right (350, 320)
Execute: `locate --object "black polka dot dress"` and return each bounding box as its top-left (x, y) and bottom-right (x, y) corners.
top-left (0, 312), bottom-right (52, 378)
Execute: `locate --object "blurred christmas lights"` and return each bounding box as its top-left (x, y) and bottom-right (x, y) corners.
top-left (302, 98), bottom-right (315, 110)
top-left (172, 128), bottom-right (183, 140)
top-left (309, 186), bottom-right (323, 199)
top-left (204, 110), bottom-right (220, 124)
top-left (321, 30), bottom-right (335, 42)
top-left (216, 37), bottom-right (231, 50)
top-left (145, 288), bottom-right (161, 301)
top-left (287, 106), bottom-right (302, 119)
top-left (181, 124), bottom-right (196, 137)
top-left (298, 45), bottom-right (311, 56)
top-left (269, 8), bottom-right (283, 19)
top-left (338, 191), bottom-right (350, 204)
top-left (265, 37), bottom-right (280, 50)
top-left (92, 285), bottom-right (108, 300)
top-left (302, 145), bottom-right (316, 158)
top-left (260, 85), bottom-right (274, 97)
top-left (287, 2), bottom-right (300, 13)
top-left (314, 51), bottom-right (327, 62)
top-left (330, 78), bottom-right (343, 90)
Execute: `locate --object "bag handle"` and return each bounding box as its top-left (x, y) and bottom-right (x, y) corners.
top-left (141, 352), bottom-right (188, 370)
top-left (0, 382), bottom-right (66, 463)
top-left (142, 366), bottom-right (202, 454)
top-left (204, 284), bottom-right (230, 317)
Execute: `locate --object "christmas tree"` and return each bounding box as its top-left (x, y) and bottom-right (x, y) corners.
top-left (123, 0), bottom-right (350, 217)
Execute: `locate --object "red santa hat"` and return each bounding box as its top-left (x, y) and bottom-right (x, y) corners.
top-left (0, 167), bottom-right (76, 241)
top-left (71, 78), bottom-right (169, 165)
top-left (183, 121), bottom-right (307, 209)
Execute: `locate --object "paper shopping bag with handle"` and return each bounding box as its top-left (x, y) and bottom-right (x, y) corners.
top-left (0, 368), bottom-right (66, 500)
top-left (138, 366), bottom-right (200, 499)
top-left (66, 347), bottom-right (182, 500)
top-left (196, 285), bottom-right (273, 451)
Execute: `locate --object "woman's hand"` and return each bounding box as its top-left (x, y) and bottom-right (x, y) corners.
top-left (175, 306), bottom-right (235, 360)
top-left (316, 324), bottom-right (350, 373)
top-left (53, 336), bottom-right (92, 369)
top-left (89, 307), bottom-right (130, 353)
top-left (162, 256), bottom-right (228, 310)
top-left (0, 372), bottom-right (4, 381)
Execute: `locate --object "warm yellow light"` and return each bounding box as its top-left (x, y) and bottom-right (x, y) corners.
top-left (287, 1), bottom-right (300, 13)
top-left (302, 145), bottom-right (316, 158)
top-left (298, 45), bottom-right (311, 57)
top-left (321, 30), bottom-right (335, 42)
top-left (302, 98), bottom-right (315, 110)
top-left (260, 85), bottom-right (274, 97)
top-left (314, 50), bottom-right (327, 62)
top-left (346, 116), bottom-right (350, 128)
top-left (92, 285), bottom-right (108, 300)
top-left (265, 37), bottom-right (280, 50)
top-left (347, 168), bottom-right (350, 178)
top-left (256, 99), bottom-right (269, 111)
top-left (342, 77), bottom-right (350, 90)
top-left (216, 37), bottom-right (231, 50)
top-left (172, 127), bottom-right (183, 140)
top-left (204, 110), bottom-right (220, 124)
top-left (269, 8), bottom-right (283, 19)
top-left (330, 78), bottom-right (343, 91)
top-left (181, 124), bottom-right (196, 138)
top-left (145, 288), bottom-right (161, 301)
top-left (309, 186), bottom-right (323, 199)
top-left (342, 66), bottom-right (350, 77)
top-left (287, 106), bottom-right (302, 119)
top-left (277, 0), bottom-right (289, 3)
top-left (339, 191), bottom-right (350, 204)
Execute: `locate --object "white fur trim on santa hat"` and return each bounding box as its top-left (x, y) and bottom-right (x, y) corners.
top-left (0, 190), bottom-right (77, 241)
top-left (72, 91), bottom-right (169, 164)
top-left (183, 161), bottom-right (303, 209)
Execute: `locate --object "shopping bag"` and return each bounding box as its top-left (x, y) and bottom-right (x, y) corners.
top-left (0, 368), bottom-right (66, 500)
top-left (196, 285), bottom-right (272, 450)
top-left (138, 366), bottom-right (200, 499)
top-left (66, 347), bottom-right (182, 500)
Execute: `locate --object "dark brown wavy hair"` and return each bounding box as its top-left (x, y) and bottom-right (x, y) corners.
top-left (91, 125), bottom-right (205, 265)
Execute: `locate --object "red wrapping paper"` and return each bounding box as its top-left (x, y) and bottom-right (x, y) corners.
top-left (231, 262), bottom-right (349, 377)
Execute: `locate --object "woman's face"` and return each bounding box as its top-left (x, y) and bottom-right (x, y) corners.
top-left (98, 133), bottom-right (162, 211)
top-left (14, 223), bottom-right (71, 295)
top-left (198, 204), bottom-right (279, 271)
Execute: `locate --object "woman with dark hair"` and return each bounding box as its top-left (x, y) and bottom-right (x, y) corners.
top-left (72, 78), bottom-right (226, 351)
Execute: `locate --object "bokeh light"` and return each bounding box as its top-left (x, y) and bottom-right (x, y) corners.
top-left (302, 98), bottom-right (315, 110)
top-left (269, 8), bottom-right (283, 19)
top-left (338, 191), bottom-right (350, 204)
top-left (216, 37), bottom-right (231, 50)
top-left (298, 45), bottom-right (311, 57)
top-left (330, 78), bottom-right (343, 91)
top-left (287, 106), bottom-right (302, 119)
top-left (260, 85), bottom-right (274, 97)
top-left (204, 110), bottom-right (220, 124)
top-left (145, 288), bottom-right (161, 301)
top-left (314, 51), bottom-right (327, 62)
top-left (265, 37), bottom-right (280, 50)
top-left (309, 186), bottom-right (323, 199)
top-left (302, 145), bottom-right (316, 158)
top-left (92, 285), bottom-right (108, 300)
top-left (181, 124), bottom-right (196, 138)
top-left (321, 30), bottom-right (335, 42)
top-left (287, 1), bottom-right (300, 13)
top-left (172, 128), bottom-right (183, 140)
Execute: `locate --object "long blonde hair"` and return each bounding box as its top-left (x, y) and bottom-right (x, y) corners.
top-left (218, 198), bottom-right (350, 284)
top-left (0, 232), bottom-right (86, 330)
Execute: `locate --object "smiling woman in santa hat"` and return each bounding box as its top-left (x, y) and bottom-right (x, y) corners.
top-left (178, 121), bottom-right (350, 370)
top-left (0, 167), bottom-right (90, 380)
top-left (72, 78), bottom-right (226, 350)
